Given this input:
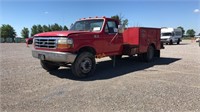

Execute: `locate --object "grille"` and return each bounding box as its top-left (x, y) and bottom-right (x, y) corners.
top-left (34, 38), bottom-right (57, 49)
top-left (161, 39), bottom-right (168, 41)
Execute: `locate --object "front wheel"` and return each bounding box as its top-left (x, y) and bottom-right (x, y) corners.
top-left (71, 52), bottom-right (96, 78)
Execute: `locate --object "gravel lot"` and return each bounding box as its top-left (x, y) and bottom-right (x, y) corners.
top-left (1, 40), bottom-right (200, 112)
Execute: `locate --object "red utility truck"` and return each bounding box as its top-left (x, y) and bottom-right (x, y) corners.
top-left (32, 17), bottom-right (162, 78)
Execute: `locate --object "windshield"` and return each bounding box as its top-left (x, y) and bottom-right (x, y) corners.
top-left (70, 19), bottom-right (104, 32)
top-left (162, 33), bottom-right (172, 36)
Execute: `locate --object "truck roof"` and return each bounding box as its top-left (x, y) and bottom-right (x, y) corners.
top-left (77, 16), bottom-right (119, 23)
top-left (127, 27), bottom-right (160, 30)
top-left (161, 27), bottom-right (181, 33)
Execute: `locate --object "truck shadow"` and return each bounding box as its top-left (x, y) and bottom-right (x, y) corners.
top-left (49, 57), bottom-right (181, 81)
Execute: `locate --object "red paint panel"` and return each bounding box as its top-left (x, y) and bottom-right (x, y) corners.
top-left (123, 27), bottom-right (161, 53)
top-left (123, 27), bottom-right (139, 45)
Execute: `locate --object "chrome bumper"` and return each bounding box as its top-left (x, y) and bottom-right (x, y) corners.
top-left (161, 39), bottom-right (170, 43)
top-left (32, 50), bottom-right (76, 63)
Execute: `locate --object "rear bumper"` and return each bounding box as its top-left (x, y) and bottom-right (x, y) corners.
top-left (32, 49), bottom-right (76, 63)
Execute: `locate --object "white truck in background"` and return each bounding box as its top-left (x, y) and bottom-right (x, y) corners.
top-left (161, 27), bottom-right (182, 45)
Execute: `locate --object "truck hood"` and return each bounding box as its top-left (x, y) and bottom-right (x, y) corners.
top-left (34, 31), bottom-right (92, 37)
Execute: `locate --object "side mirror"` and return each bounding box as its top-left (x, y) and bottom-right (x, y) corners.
top-left (114, 28), bottom-right (118, 33)
top-left (118, 25), bottom-right (124, 33)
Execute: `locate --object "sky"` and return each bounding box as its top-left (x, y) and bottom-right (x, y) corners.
top-left (0, 0), bottom-right (200, 37)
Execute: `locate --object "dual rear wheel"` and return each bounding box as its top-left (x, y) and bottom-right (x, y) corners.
top-left (138, 45), bottom-right (160, 62)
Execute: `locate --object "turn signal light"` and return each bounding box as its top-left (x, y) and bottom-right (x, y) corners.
top-left (57, 44), bottom-right (71, 49)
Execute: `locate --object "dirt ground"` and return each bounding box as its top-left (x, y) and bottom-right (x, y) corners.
top-left (0, 40), bottom-right (200, 112)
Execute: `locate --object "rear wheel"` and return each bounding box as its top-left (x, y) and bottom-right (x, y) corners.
top-left (71, 52), bottom-right (96, 78)
top-left (144, 45), bottom-right (154, 62)
top-left (154, 50), bottom-right (160, 58)
top-left (40, 60), bottom-right (60, 71)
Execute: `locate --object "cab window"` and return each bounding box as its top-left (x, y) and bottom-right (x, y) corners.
top-left (105, 21), bottom-right (117, 33)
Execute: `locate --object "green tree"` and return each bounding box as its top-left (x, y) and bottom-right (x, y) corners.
top-left (60, 25), bottom-right (63, 30)
top-left (111, 14), bottom-right (128, 28)
top-left (186, 29), bottom-right (196, 37)
top-left (37, 25), bottom-right (43, 33)
top-left (70, 23), bottom-right (74, 29)
top-left (21, 27), bottom-right (29, 38)
top-left (122, 19), bottom-right (128, 28)
top-left (51, 23), bottom-right (62, 31)
top-left (0, 24), bottom-right (16, 42)
top-left (63, 25), bottom-right (68, 31)
top-left (48, 25), bottom-right (52, 31)
top-left (42, 25), bottom-right (51, 32)
top-left (111, 15), bottom-right (120, 23)
top-left (31, 25), bottom-right (38, 36)
top-left (177, 26), bottom-right (185, 36)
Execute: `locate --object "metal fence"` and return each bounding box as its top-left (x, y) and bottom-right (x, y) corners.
top-left (0, 38), bottom-right (26, 43)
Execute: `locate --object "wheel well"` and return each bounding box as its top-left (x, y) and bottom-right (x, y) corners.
top-left (150, 43), bottom-right (156, 50)
top-left (78, 46), bottom-right (96, 55)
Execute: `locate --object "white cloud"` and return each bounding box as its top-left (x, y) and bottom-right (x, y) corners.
top-left (44, 11), bottom-right (49, 14)
top-left (194, 9), bottom-right (200, 13)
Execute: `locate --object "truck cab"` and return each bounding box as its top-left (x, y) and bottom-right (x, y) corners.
top-left (161, 27), bottom-right (182, 45)
top-left (32, 17), bottom-right (123, 78)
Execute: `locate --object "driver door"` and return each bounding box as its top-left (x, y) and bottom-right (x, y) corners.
top-left (102, 20), bottom-right (123, 55)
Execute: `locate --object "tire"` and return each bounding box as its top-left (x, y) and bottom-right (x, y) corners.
top-left (71, 52), bottom-right (96, 78)
top-left (154, 50), bottom-right (160, 58)
top-left (40, 60), bottom-right (59, 71)
top-left (109, 55), bottom-right (122, 60)
top-left (177, 39), bottom-right (180, 44)
top-left (144, 45), bottom-right (154, 62)
top-left (169, 40), bottom-right (173, 45)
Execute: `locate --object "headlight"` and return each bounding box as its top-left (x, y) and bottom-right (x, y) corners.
top-left (57, 38), bottom-right (73, 49)
top-left (67, 38), bottom-right (73, 44)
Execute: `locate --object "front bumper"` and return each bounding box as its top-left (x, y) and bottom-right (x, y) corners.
top-left (32, 49), bottom-right (76, 63)
top-left (161, 39), bottom-right (170, 43)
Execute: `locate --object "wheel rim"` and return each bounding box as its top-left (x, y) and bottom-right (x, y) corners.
top-left (80, 58), bottom-right (92, 73)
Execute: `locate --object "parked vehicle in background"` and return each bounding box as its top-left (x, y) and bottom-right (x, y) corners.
top-left (195, 35), bottom-right (200, 42)
top-left (32, 17), bottom-right (163, 78)
top-left (161, 27), bottom-right (182, 45)
top-left (26, 37), bottom-right (33, 44)
top-left (196, 38), bottom-right (200, 42)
